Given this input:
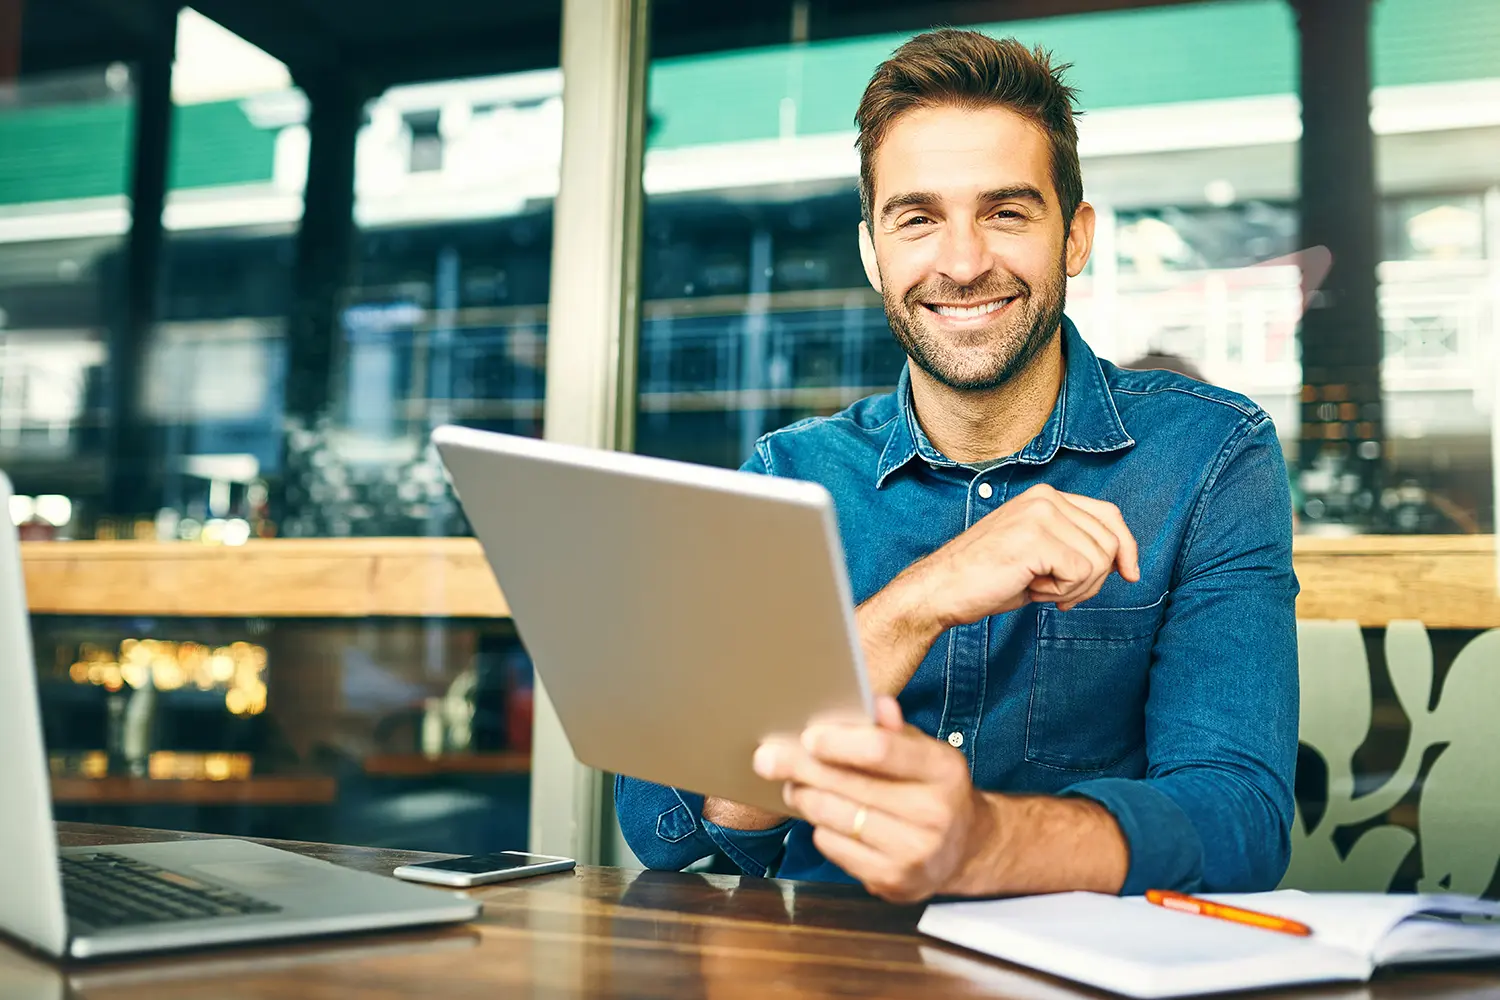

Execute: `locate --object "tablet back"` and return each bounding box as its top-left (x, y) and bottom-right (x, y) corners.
top-left (433, 425), bottom-right (872, 815)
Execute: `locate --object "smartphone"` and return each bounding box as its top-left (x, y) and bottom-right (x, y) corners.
top-left (392, 851), bottom-right (576, 887)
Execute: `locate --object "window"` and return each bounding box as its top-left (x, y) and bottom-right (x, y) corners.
top-left (0, 65), bottom-right (131, 538)
top-left (634, 1), bottom-right (1306, 468)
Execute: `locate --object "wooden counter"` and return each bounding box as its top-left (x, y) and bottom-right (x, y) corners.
top-left (20, 535), bottom-right (1500, 628)
top-left (21, 538), bottom-right (508, 619)
top-left (50, 775), bottom-right (337, 806)
top-left (21, 821), bottom-right (1497, 998)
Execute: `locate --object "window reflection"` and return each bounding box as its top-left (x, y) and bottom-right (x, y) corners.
top-left (34, 615), bottom-right (534, 853)
top-left (631, 2), bottom-right (1499, 536)
top-left (1115, 202), bottom-right (1297, 275)
top-left (0, 68), bottom-right (126, 528)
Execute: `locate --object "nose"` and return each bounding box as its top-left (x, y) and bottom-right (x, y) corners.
top-left (935, 217), bottom-right (992, 289)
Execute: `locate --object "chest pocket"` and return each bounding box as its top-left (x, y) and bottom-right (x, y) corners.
top-left (1025, 594), bottom-right (1166, 772)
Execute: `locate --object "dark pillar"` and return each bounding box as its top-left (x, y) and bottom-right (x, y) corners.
top-left (1292, 0), bottom-right (1384, 526)
top-left (0, 0), bottom-right (22, 83)
top-left (284, 77), bottom-right (364, 426)
top-left (105, 7), bottom-right (177, 521)
top-left (274, 76), bottom-right (365, 535)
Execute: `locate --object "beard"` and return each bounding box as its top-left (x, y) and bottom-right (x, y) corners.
top-left (883, 250), bottom-right (1067, 393)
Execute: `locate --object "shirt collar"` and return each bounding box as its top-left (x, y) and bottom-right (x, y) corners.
top-left (875, 315), bottom-right (1135, 488)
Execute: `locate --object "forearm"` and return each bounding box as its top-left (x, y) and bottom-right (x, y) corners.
top-left (858, 573), bottom-right (945, 698)
top-left (946, 792), bottom-right (1129, 896)
top-left (702, 797), bottom-right (785, 831)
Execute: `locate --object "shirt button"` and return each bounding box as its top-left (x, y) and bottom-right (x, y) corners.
top-left (977, 482), bottom-right (994, 500)
top-left (947, 731), bottom-right (964, 748)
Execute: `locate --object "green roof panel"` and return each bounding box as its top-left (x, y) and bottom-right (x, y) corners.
top-left (1373, 0), bottom-right (1500, 87)
top-left (0, 97), bottom-right (276, 207)
top-left (1, 0), bottom-right (1497, 209)
top-left (0, 100), bottom-right (133, 206)
top-left (168, 100), bottom-right (279, 191)
top-left (649, 0), bottom-right (1499, 150)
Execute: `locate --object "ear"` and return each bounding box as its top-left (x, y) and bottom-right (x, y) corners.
top-left (1065, 201), bottom-right (1096, 278)
top-left (858, 221), bottom-right (883, 294)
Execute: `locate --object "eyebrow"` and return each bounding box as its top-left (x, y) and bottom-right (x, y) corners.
top-left (879, 184), bottom-right (1049, 222)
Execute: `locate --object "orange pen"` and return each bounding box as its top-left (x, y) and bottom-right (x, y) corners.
top-left (1145, 889), bottom-right (1313, 938)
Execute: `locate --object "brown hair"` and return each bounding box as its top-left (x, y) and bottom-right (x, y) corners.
top-left (855, 29), bottom-right (1083, 229)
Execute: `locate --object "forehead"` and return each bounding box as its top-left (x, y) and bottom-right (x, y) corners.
top-left (871, 104), bottom-right (1054, 207)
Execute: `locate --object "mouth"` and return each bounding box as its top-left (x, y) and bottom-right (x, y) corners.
top-left (920, 296), bottom-right (1017, 321)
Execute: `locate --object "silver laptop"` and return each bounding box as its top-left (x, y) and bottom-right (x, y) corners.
top-left (0, 473), bottom-right (480, 961)
top-left (432, 425), bottom-right (872, 816)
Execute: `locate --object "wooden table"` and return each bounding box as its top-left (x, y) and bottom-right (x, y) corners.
top-left (0, 823), bottom-right (1491, 998)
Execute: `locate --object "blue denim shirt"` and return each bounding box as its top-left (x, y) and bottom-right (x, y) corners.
top-left (616, 316), bottom-right (1299, 895)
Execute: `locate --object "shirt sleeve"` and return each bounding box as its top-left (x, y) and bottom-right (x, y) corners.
top-left (609, 443), bottom-right (795, 877)
top-left (1062, 414), bottom-right (1300, 894)
top-left (614, 775), bottom-right (795, 876)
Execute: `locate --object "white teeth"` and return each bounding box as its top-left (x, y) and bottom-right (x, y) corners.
top-left (931, 299), bottom-right (1009, 318)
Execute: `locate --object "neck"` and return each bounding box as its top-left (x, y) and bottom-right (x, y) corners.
top-left (907, 329), bottom-right (1066, 464)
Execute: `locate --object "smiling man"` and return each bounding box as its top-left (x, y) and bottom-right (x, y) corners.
top-left (616, 29), bottom-right (1299, 902)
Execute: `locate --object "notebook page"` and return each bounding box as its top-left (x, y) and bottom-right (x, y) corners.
top-left (1375, 910), bottom-right (1500, 965)
top-left (1196, 891), bottom-right (1434, 958)
top-left (920, 892), bottom-right (1367, 998)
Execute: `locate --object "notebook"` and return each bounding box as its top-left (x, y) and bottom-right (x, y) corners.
top-left (917, 890), bottom-right (1500, 998)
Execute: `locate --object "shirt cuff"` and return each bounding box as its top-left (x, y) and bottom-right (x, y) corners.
top-left (1061, 777), bottom-right (1206, 895)
top-left (701, 816), bottom-right (795, 878)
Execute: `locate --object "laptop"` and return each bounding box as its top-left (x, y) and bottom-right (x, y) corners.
top-left (0, 474), bottom-right (480, 961)
top-left (432, 425), bottom-right (872, 816)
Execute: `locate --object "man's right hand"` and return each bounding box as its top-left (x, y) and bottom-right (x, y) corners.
top-left (859, 484), bottom-right (1139, 698)
top-left (904, 483), bottom-right (1139, 625)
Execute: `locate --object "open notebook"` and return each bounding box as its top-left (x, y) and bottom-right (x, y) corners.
top-left (918, 890), bottom-right (1500, 998)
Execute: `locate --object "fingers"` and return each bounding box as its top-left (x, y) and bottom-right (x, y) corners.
top-left (755, 709), bottom-right (977, 902)
top-left (874, 695), bottom-right (904, 732)
top-left (1047, 496), bottom-right (1122, 580)
top-left (800, 719), bottom-right (955, 782)
top-left (808, 825), bottom-right (907, 898)
top-left (754, 717), bottom-right (957, 790)
top-left (794, 789), bottom-right (950, 903)
top-left (1029, 516), bottom-right (1112, 609)
top-left (783, 781), bottom-right (935, 843)
top-left (1013, 486), bottom-right (1140, 606)
top-left (1057, 493), bottom-right (1140, 583)
top-left (755, 725), bottom-right (930, 786)
top-left (801, 792), bottom-right (963, 903)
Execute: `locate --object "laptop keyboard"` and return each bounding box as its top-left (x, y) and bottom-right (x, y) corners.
top-left (62, 851), bottom-right (282, 930)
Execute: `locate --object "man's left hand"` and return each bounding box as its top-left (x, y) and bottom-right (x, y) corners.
top-left (752, 696), bottom-right (997, 903)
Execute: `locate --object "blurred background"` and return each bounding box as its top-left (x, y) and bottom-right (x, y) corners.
top-left (3, 0), bottom-right (1498, 890)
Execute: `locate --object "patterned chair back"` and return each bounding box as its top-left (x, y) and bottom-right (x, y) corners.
top-left (1282, 620), bottom-right (1500, 895)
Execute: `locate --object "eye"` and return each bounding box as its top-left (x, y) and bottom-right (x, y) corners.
top-left (991, 209), bottom-right (1024, 221)
top-left (899, 214), bottom-right (933, 228)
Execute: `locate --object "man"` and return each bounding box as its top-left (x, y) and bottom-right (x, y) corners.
top-left (616, 29), bottom-right (1298, 902)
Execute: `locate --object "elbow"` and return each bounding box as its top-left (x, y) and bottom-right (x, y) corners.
top-left (614, 775), bottom-right (712, 872)
top-left (1251, 792), bottom-right (1294, 891)
top-left (1207, 777), bottom-right (1295, 893)
top-left (620, 823), bottom-right (708, 872)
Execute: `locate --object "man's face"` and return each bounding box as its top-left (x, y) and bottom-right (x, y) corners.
top-left (859, 104), bottom-right (1094, 392)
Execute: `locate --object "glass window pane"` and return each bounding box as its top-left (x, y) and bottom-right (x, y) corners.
top-left (35, 613), bottom-right (533, 854)
top-left (1367, 0), bottom-right (1499, 538)
top-left (288, 72), bottom-right (562, 538)
top-left (0, 67), bottom-right (130, 538)
top-left (10, 11), bottom-right (552, 857)
top-left (635, 1), bottom-right (1304, 467)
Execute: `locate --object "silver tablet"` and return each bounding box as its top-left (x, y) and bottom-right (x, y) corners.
top-left (432, 425), bottom-right (872, 815)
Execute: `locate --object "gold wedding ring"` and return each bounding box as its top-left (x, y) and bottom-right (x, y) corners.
top-left (851, 805), bottom-right (869, 842)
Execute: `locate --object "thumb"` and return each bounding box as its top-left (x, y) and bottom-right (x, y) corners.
top-left (874, 695), bottom-right (904, 731)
